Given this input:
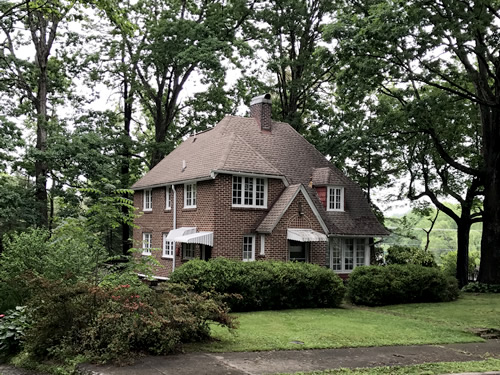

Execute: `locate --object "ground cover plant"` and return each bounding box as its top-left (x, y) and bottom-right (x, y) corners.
top-left (170, 258), bottom-right (345, 311)
top-left (186, 294), bottom-right (497, 353)
top-left (347, 264), bottom-right (459, 306)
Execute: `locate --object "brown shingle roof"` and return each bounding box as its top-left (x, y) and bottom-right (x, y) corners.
top-left (131, 114), bottom-right (388, 236)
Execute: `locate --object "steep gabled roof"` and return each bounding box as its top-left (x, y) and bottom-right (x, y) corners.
top-left (131, 114), bottom-right (388, 236)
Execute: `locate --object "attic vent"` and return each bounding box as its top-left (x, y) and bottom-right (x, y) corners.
top-left (182, 160), bottom-right (186, 172)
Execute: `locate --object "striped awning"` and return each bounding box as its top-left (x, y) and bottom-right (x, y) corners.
top-left (174, 231), bottom-right (213, 247)
top-left (287, 228), bottom-right (328, 242)
top-left (166, 227), bottom-right (196, 241)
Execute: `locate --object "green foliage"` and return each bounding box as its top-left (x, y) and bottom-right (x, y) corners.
top-left (347, 265), bottom-right (459, 306)
top-left (385, 245), bottom-right (437, 267)
top-left (441, 250), bottom-right (480, 280)
top-left (0, 306), bottom-right (30, 359)
top-left (461, 283), bottom-right (500, 294)
top-left (22, 276), bottom-right (235, 362)
top-left (0, 223), bottom-right (107, 311)
top-left (170, 258), bottom-right (345, 311)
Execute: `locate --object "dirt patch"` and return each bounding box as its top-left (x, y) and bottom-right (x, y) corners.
top-left (470, 328), bottom-right (500, 339)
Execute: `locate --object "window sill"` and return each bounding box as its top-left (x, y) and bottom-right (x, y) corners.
top-left (142, 253), bottom-right (152, 256)
top-left (164, 209), bottom-right (172, 213)
top-left (231, 206), bottom-right (268, 211)
top-left (143, 210), bottom-right (153, 213)
top-left (182, 207), bottom-right (197, 212)
top-left (327, 209), bottom-right (345, 212)
top-left (161, 256), bottom-right (174, 260)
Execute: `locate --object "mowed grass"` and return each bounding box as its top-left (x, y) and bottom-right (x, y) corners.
top-left (278, 359), bottom-right (500, 375)
top-left (187, 294), bottom-right (499, 353)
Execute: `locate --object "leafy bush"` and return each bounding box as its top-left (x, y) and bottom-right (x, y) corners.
top-left (0, 224), bottom-right (107, 311)
top-left (0, 306), bottom-right (30, 359)
top-left (462, 282), bottom-right (500, 293)
top-left (22, 275), bottom-right (234, 362)
top-left (385, 245), bottom-right (437, 267)
top-left (170, 258), bottom-right (345, 311)
top-left (440, 250), bottom-right (480, 280)
top-left (347, 264), bottom-right (459, 306)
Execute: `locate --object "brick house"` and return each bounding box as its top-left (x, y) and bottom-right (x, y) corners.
top-left (131, 94), bottom-right (388, 279)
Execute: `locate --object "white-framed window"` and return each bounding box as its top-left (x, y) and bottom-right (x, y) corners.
top-left (232, 176), bottom-right (267, 208)
top-left (142, 232), bottom-right (152, 255)
top-left (184, 183), bottom-right (197, 208)
top-left (143, 189), bottom-right (152, 211)
top-left (182, 243), bottom-right (195, 259)
top-left (162, 233), bottom-right (174, 258)
top-left (165, 186), bottom-right (171, 210)
top-left (242, 235), bottom-right (255, 261)
top-left (330, 238), bottom-right (368, 272)
top-left (327, 186), bottom-right (344, 211)
top-left (289, 240), bottom-right (310, 262)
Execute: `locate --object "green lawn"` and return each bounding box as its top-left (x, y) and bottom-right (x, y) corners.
top-left (187, 294), bottom-right (499, 353)
top-left (278, 359), bottom-right (500, 375)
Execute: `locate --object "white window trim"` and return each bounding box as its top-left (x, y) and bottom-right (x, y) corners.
top-left (232, 176), bottom-right (268, 208)
top-left (260, 235), bottom-right (265, 256)
top-left (242, 235), bottom-right (256, 262)
top-left (165, 186), bottom-right (171, 210)
top-left (143, 189), bottom-right (152, 211)
top-left (327, 186), bottom-right (344, 212)
top-left (162, 233), bottom-right (174, 258)
top-left (142, 232), bottom-right (152, 256)
top-left (182, 243), bottom-right (195, 259)
top-left (330, 237), bottom-right (369, 273)
top-left (184, 183), bottom-right (197, 208)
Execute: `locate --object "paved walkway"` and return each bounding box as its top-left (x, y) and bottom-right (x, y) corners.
top-left (77, 340), bottom-right (500, 375)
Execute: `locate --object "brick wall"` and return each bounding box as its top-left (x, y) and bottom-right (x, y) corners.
top-left (133, 174), bottom-right (331, 278)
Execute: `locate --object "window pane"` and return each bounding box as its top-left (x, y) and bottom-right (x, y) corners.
top-left (331, 241), bottom-right (341, 271)
top-left (255, 178), bottom-right (265, 206)
top-left (243, 236), bottom-right (254, 261)
top-left (344, 239), bottom-right (354, 270)
top-left (356, 239), bottom-right (365, 266)
top-left (244, 177), bottom-right (253, 205)
top-left (232, 176), bottom-right (242, 205)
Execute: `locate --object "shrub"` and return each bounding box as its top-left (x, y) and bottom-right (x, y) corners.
top-left (385, 245), bottom-right (437, 267)
top-left (0, 224), bottom-right (106, 311)
top-left (347, 264), bottom-right (459, 306)
top-left (170, 258), bottom-right (345, 311)
top-left (22, 275), bottom-right (235, 362)
top-left (441, 250), bottom-right (480, 280)
top-left (462, 282), bottom-right (500, 293)
top-left (0, 306), bottom-right (30, 359)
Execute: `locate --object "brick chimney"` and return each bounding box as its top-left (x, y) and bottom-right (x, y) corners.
top-left (250, 93), bottom-right (272, 132)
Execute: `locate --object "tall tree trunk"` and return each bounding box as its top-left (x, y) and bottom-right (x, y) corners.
top-left (478, 107), bottom-right (500, 284)
top-left (35, 63), bottom-right (48, 226)
top-left (456, 219), bottom-right (471, 288)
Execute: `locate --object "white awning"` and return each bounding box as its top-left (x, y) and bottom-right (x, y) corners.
top-left (166, 227), bottom-right (196, 241)
top-left (287, 228), bottom-right (328, 242)
top-left (174, 231), bottom-right (214, 247)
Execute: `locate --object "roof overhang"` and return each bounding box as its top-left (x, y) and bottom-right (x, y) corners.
top-left (131, 176), bottom-right (215, 191)
top-left (288, 228), bottom-right (328, 242)
top-left (174, 231), bottom-right (214, 247)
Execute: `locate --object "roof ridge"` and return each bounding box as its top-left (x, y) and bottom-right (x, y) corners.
top-left (216, 132), bottom-right (236, 171)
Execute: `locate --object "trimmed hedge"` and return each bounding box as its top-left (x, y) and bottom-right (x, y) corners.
top-left (347, 264), bottom-right (459, 306)
top-left (170, 258), bottom-right (345, 311)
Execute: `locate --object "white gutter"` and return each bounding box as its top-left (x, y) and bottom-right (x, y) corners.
top-left (172, 184), bottom-right (177, 274)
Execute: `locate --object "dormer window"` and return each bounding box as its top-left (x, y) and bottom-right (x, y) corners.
top-left (143, 189), bottom-right (152, 211)
top-left (232, 176), bottom-right (267, 208)
top-left (327, 186), bottom-right (344, 211)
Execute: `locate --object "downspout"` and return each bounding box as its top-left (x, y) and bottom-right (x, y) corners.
top-left (172, 184), bottom-right (177, 274)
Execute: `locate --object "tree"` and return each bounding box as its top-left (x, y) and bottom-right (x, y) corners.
top-left (246, 0), bottom-right (336, 134)
top-left (0, 0), bottom-right (78, 226)
top-left (106, 0), bottom-right (253, 169)
top-left (330, 0), bottom-right (500, 284)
